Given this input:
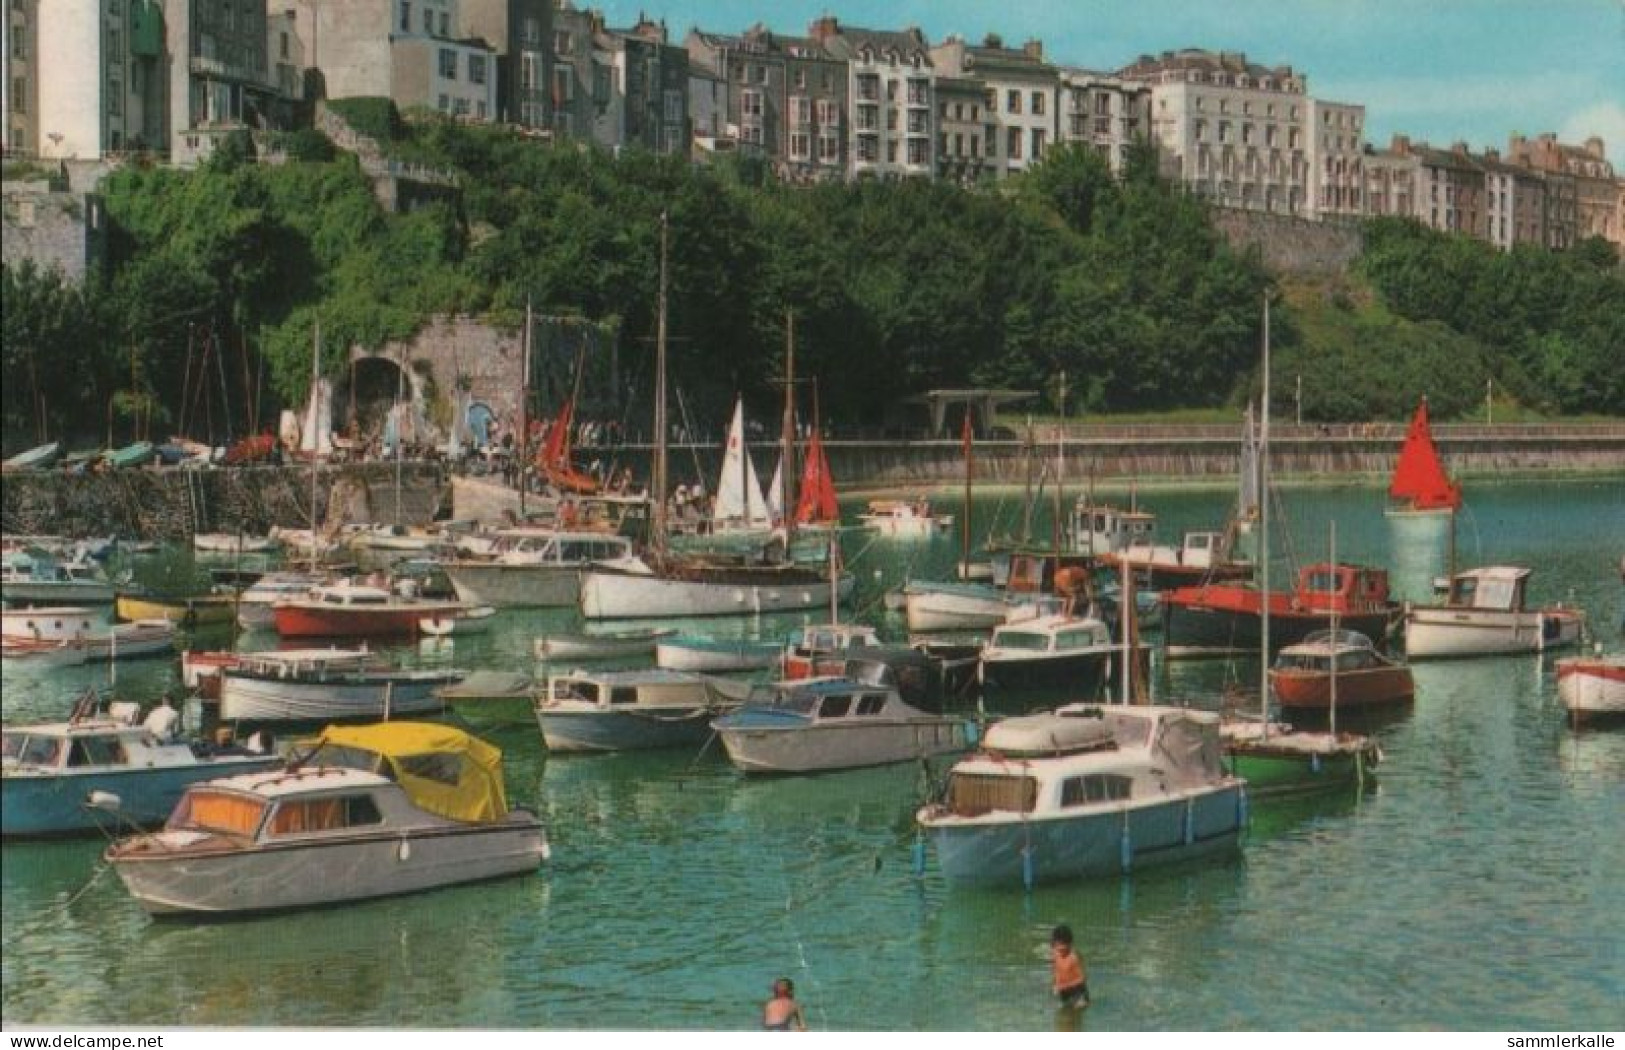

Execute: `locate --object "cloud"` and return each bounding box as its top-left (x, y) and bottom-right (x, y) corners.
top-left (1559, 101), bottom-right (1625, 168)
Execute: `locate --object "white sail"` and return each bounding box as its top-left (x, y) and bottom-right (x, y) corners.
top-left (299, 380), bottom-right (333, 455)
top-left (766, 455), bottom-right (785, 523)
top-left (714, 399), bottom-right (770, 527)
top-left (1237, 401), bottom-right (1259, 524)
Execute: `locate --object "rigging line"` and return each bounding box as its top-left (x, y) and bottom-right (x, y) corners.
top-left (671, 385), bottom-right (706, 492)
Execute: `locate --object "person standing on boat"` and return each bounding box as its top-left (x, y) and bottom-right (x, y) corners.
top-left (762, 978), bottom-right (807, 1031)
top-left (1051, 925), bottom-right (1091, 1010)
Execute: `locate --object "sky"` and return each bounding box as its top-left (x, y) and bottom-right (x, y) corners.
top-left (594, 0), bottom-right (1625, 167)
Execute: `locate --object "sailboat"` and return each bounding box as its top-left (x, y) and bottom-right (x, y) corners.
top-left (1386, 398), bottom-right (1460, 522)
top-left (710, 397), bottom-right (773, 537)
top-left (1221, 298), bottom-right (1380, 794)
top-left (578, 216), bottom-right (853, 620)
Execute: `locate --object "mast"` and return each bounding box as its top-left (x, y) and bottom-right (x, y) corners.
top-left (1259, 295), bottom-right (1272, 733)
top-left (1054, 370), bottom-right (1066, 552)
top-left (393, 346), bottom-right (404, 525)
top-left (961, 408), bottom-right (974, 576)
top-left (651, 213), bottom-right (670, 556)
top-left (310, 318), bottom-right (321, 573)
top-left (780, 310), bottom-right (797, 543)
top-left (519, 299), bottom-right (532, 517)
top-left (1329, 518), bottom-right (1339, 738)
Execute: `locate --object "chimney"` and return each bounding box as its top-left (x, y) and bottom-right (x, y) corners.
top-left (1023, 38), bottom-right (1043, 60)
top-left (983, 32), bottom-right (1003, 49)
top-left (809, 15), bottom-right (838, 42)
top-left (1584, 136), bottom-right (1604, 157)
top-left (1390, 133), bottom-right (1410, 154)
top-left (1484, 147), bottom-right (1499, 162)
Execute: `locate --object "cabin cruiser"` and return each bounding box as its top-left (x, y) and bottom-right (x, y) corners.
top-left (978, 612), bottom-right (1121, 697)
top-left (272, 580), bottom-right (469, 638)
top-left (916, 704), bottom-right (1245, 886)
top-left (105, 722), bottom-right (549, 916)
top-left (783, 623), bottom-right (882, 679)
top-left (537, 669), bottom-right (734, 752)
top-left (712, 679), bottom-right (969, 774)
top-left (234, 570), bottom-right (330, 629)
top-left (0, 550), bottom-right (116, 604)
top-left (440, 530), bottom-right (636, 607)
top-left (1, 610), bottom-right (175, 666)
top-left (1403, 566), bottom-right (1586, 659)
top-left (2, 697), bottom-right (277, 837)
top-left (1269, 629), bottom-right (1414, 711)
top-left (857, 498), bottom-right (952, 538)
top-left (219, 649), bottom-right (461, 724)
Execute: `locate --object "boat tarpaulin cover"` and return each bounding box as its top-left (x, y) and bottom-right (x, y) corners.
top-left (317, 722), bottom-right (509, 823)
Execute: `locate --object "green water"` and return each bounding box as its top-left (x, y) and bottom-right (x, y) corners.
top-left (4, 477), bottom-right (1623, 1030)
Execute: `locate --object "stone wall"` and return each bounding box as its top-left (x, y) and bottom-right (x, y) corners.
top-left (1, 463), bottom-right (445, 541)
top-left (0, 181), bottom-right (106, 282)
top-left (1211, 207), bottom-right (1364, 276)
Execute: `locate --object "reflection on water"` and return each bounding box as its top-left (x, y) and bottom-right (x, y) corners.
top-left (4, 477), bottom-right (1624, 1029)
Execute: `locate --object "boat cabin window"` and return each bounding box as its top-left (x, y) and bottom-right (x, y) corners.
top-left (269, 794), bottom-right (383, 835)
top-left (945, 772), bottom-right (1037, 816)
top-left (1468, 576), bottom-right (1520, 611)
top-left (855, 694), bottom-right (886, 716)
top-left (167, 790), bottom-right (268, 837)
top-left (68, 736), bottom-right (127, 767)
top-left (397, 752), bottom-right (463, 785)
top-left (305, 744), bottom-right (390, 776)
top-left (609, 687), bottom-right (639, 706)
top-left (1060, 774), bottom-right (1133, 807)
top-left (10, 735), bottom-right (65, 766)
top-left (994, 630), bottom-right (1050, 652)
top-left (807, 630), bottom-right (836, 651)
top-left (552, 680), bottom-right (600, 703)
top-left (1055, 628), bottom-right (1104, 649)
top-left (818, 694), bottom-right (853, 718)
top-left (1304, 569), bottom-right (1344, 595)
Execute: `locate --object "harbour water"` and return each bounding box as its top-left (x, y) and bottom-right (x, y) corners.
top-left (3, 477), bottom-right (1622, 1030)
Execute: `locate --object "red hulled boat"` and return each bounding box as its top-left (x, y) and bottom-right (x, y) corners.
top-left (1269, 629), bottom-right (1415, 711)
top-left (272, 582), bottom-right (468, 639)
top-left (1163, 562), bottom-right (1398, 659)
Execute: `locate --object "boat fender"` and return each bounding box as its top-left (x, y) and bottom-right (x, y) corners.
top-left (912, 834), bottom-right (926, 878)
top-left (1119, 817), bottom-right (1133, 874)
top-left (1311, 752), bottom-right (1323, 775)
top-left (1237, 787), bottom-right (1249, 831)
top-left (1183, 799), bottom-right (1195, 846)
top-left (1021, 845), bottom-right (1035, 891)
top-left (398, 838), bottom-right (412, 863)
top-left (540, 840), bottom-right (553, 863)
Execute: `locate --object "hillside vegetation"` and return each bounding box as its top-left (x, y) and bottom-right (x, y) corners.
top-left (2, 110), bottom-right (1620, 445)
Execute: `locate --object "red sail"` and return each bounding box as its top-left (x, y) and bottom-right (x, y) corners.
top-left (794, 429), bottom-right (839, 525)
top-left (1388, 399), bottom-right (1461, 510)
top-left (538, 399), bottom-right (574, 469)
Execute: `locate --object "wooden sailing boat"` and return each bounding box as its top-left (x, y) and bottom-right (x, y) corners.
top-left (1386, 398), bottom-right (1460, 520)
top-left (1221, 298), bottom-right (1380, 794)
top-left (577, 216), bottom-right (852, 620)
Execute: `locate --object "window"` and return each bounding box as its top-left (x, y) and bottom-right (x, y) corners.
top-left (437, 94), bottom-right (449, 112)
top-left (755, 64), bottom-right (768, 85)
top-left (468, 54), bottom-right (487, 85)
top-left (791, 95), bottom-right (810, 125)
top-left (438, 11), bottom-right (448, 36)
top-left (819, 694), bottom-right (852, 719)
top-left (665, 89), bottom-right (683, 123)
top-left (1031, 90), bottom-right (1045, 115)
top-left (10, 76), bottom-right (24, 114)
top-left (168, 791), bottom-right (267, 836)
top-left (857, 136), bottom-right (878, 162)
top-left (555, 30), bottom-right (572, 56)
top-left (741, 89), bottom-right (762, 119)
top-left (400, 2), bottom-right (411, 33)
top-left (907, 138), bottom-right (928, 165)
top-left (907, 109), bottom-right (927, 134)
top-left (1006, 126), bottom-right (1021, 159)
top-left (1006, 89), bottom-right (1021, 114)
top-left (438, 48), bottom-right (457, 79)
top-left (107, 78), bottom-right (122, 115)
top-left (794, 68), bottom-right (806, 89)
top-left (270, 794), bottom-right (384, 835)
top-left (422, 8), bottom-right (432, 33)
top-left (789, 131), bottom-right (810, 159)
top-left (946, 773), bottom-right (1036, 816)
top-left (856, 694), bottom-right (885, 716)
top-left (1060, 775), bottom-right (1132, 807)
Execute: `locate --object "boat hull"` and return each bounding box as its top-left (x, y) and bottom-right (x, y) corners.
top-left (0, 581), bottom-right (116, 604)
top-left (579, 566), bottom-right (852, 620)
top-left (1163, 599), bottom-right (1393, 659)
top-left (656, 639), bottom-right (782, 672)
top-left (1556, 658), bottom-right (1625, 721)
top-left (273, 601), bottom-right (466, 638)
top-left (2, 758), bottom-right (279, 838)
top-left (115, 594), bottom-right (238, 626)
top-left (535, 630), bottom-right (672, 660)
top-left (1223, 736), bottom-right (1379, 794)
top-left (717, 719), bottom-right (968, 774)
top-left (537, 707), bottom-right (718, 752)
top-left (923, 784), bottom-right (1244, 887)
top-left (1403, 606), bottom-right (1585, 659)
top-left (441, 562), bottom-right (582, 607)
top-left (904, 584), bottom-right (1010, 632)
top-left (219, 671), bottom-right (457, 723)
top-left (979, 650), bottom-right (1112, 698)
top-left (1269, 666), bottom-right (1415, 710)
top-left (108, 817), bottom-right (546, 915)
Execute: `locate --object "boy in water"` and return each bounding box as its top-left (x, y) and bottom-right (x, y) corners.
top-left (762, 977), bottom-right (807, 1031)
top-left (1050, 925), bottom-right (1091, 1009)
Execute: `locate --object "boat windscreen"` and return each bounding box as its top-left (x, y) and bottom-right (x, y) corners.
top-left (167, 790), bottom-right (268, 837)
top-left (993, 631), bottom-right (1050, 652)
top-left (945, 772), bottom-right (1037, 816)
top-left (304, 743), bottom-right (390, 776)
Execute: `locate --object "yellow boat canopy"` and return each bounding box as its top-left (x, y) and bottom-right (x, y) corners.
top-left (315, 722), bottom-right (510, 823)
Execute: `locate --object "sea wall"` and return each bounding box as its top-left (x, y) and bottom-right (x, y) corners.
top-left (0, 463), bottom-right (444, 541)
top-left (1210, 207), bottom-right (1364, 276)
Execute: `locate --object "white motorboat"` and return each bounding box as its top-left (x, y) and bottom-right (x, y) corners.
top-left (580, 554), bottom-right (854, 619)
top-left (978, 613), bottom-right (1119, 696)
top-left (535, 627), bottom-right (676, 661)
top-left (105, 722), bottom-right (549, 916)
top-left (419, 605), bottom-right (496, 637)
top-left (856, 498), bottom-right (951, 538)
top-left (656, 636), bottom-right (783, 673)
top-left (440, 530), bottom-right (636, 607)
top-left (1404, 566), bottom-right (1586, 659)
top-left (1555, 653), bottom-right (1625, 722)
top-left (193, 532), bottom-right (279, 556)
top-left (218, 650), bottom-right (462, 724)
top-left (182, 646), bottom-right (371, 700)
top-left (1, 618), bottom-right (176, 666)
top-left (3, 698), bottom-right (278, 837)
top-left (537, 669), bottom-right (733, 752)
top-left (344, 523), bottom-right (443, 553)
top-left (712, 679), bottom-right (969, 774)
top-left (916, 704), bottom-right (1246, 886)
top-left (2, 605), bottom-right (101, 641)
top-left (903, 580), bottom-right (1060, 633)
top-left (0, 550), bottom-right (116, 604)
top-left (782, 623), bottom-right (882, 679)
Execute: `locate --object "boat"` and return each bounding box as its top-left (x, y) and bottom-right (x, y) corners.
top-left (2, 696), bottom-right (279, 838)
top-left (840, 643), bottom-right (982, 712)
top-left (1403, 566), bottom-right (1586, 659)
top-left (712, 678), bottom-right (969, 774)
top-left (535, 627), bottom-right (676, 661)
top-left (978, 612), bottom-right (1120, 697)
top-left (1, 618), bottom-right (176, 665)
top-left (0, 550), bottom-right (116, 604)
top-left (105, 441), bottom-right (155, 470)
top-left (902, 579), bottom-right (1023, 632)
top-left (537, 669), bottom-right (734, 751)
top-left (223, 432), bottom-right (277, 465)
top-left (345, 523), bottom-right (442, 554)
top-left (268, 526), bottom-right (340, 559)
top-left (104, 722), bottom-right (549, 916)
top-left (114, 591), bottom-right (239, 627)
top-left (783, 623), bottom-right (882, 678)
top-left (234, 569), bottom-right (329, 629)
top-left (656, 636), bottom-right (783, 673)
top-left (1092, 522), bottom-right (1253, 589)
top-left (1386, 398), bottom-right (1460, 521)
top-left (792, 423), bottom-right (840, 529)
top-left (2, 441), bottom-right (62, 472)
top-left (2, 605), bottom-right (102, 641)
top-left (1555, 652), bottom-right (1625, 723)
top-left (193, 532), bottom-right (279, 555)
top-left (1269, 629), bottom-right (1415, 712)
top-left (709, 396), bottom-right (774, 537)
top-left (272, 580), bottom-right (470, 639)
top-left (183, 647), bottom-right (371, 701)
top-left (218, 650), bottom-right (462, 724)
top-left (856, 498), bottom-right (951, 538)
top-left (435, 671), bottom-right (537, 732)
top-left (1163, 561), bottom-right (1397, 658)
top-left (419, 605), bottom-right (497, 637)
top-left (440, 530), bottom-right (636, 608)
top-left (915, 704), bottom-right (1246, 887)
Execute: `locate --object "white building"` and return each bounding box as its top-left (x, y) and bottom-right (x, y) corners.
top-left (931, 35), bottom-right (1056, 178)
top-left (1057, 67), bottom-right (1151, 175)
top-left (1306, 98), bottom-right (1366, 218)
top-left (808, 17), bottom-right (934, 180)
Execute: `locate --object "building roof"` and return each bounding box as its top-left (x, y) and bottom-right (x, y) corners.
top-left (1116, 48), bottom-right (1298, 87)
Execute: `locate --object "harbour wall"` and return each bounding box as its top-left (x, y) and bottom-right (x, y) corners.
top-left (0, 463), bottom-right (445, 541)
